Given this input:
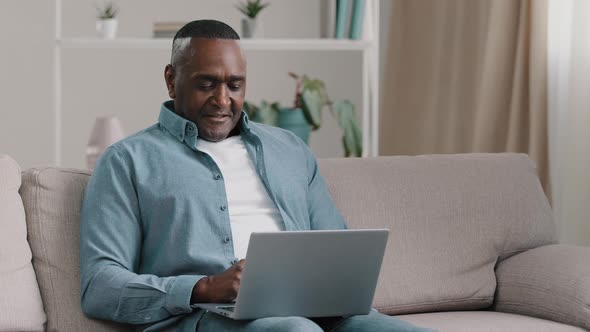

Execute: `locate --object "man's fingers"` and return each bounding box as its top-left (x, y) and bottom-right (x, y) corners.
top-left (231, 259), bottom-right (246, 272)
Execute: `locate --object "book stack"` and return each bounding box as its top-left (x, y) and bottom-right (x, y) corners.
top-left (153, 22), bottom-right (186, 38)
top-left (321, 0), bottom-right (369, 40)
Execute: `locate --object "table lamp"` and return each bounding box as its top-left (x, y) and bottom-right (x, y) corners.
top-left (86, 116), bottom-right (125, 170)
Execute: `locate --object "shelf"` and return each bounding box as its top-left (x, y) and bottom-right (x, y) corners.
top-left (58, 38), bottom-right (372, 51)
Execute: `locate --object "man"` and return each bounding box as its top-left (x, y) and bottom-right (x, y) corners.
top-left (80, 20), bottom-right (433, 332)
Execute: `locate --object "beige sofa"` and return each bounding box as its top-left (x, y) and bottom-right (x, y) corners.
top-left (1, 153), bottom-right (589, 332)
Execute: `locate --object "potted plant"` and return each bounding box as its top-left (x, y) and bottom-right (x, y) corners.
top-left (244, 72), bottom-right (363, 157)
top-left (236, 0), bottom-right (269, 38)
top-left (95, 2), bottom-right (118, 39)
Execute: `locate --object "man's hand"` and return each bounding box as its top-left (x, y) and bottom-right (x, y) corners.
top-left (191, 259), bottom-right (246, 303)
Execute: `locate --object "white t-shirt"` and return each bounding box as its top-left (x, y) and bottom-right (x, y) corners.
top-left (196, 135), bottom-right (285, 259)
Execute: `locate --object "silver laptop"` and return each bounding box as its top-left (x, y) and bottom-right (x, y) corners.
top-left (192, 229), bottom-right (389, 320)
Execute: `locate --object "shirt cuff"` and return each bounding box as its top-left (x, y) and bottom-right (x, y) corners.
top-left (165, 274), bottom-right (206, 315)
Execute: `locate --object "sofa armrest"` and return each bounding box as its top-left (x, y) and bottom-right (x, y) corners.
top-left (493, 244), bottom-right (590, 330)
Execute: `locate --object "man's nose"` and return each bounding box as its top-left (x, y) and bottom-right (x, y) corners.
top-left (212, 85), bottom-right (231, 109)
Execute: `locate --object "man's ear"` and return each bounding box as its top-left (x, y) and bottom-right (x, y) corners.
top-left (164, 64), bottom-right (176, 99)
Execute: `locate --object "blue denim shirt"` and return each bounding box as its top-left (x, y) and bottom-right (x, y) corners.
top-left (80, 101), bottom-right (347, 330)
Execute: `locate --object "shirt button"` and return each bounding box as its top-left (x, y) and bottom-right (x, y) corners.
top-left (231, 259), bottom-right (239, 265)
top-left (220, 205), bottom-right (227, 211)
top-left (224, 237), bottom-right (231, 243)
top-left (214, 174), bottom-right (222, 180)
top-left (187, 126), bottom-right (194, 131)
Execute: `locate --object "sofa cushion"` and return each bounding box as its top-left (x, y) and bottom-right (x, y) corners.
top-left (0, 155), bottom-right (46, 331)
top-left (494, 244), bottom-right (590, 330)
top-left (318, 153), bottom-right (557, 314)
top-left (20, 167), bottom-right (132, 332)
top-left (397, 311), bottom-right (587, 332)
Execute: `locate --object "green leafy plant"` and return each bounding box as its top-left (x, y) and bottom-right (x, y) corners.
top-left (236, 0), bottom-right (270, 19)
top-left (95, 2), bottom-right (118, 19)
top-left (244, 72), bottom-right (363, 157)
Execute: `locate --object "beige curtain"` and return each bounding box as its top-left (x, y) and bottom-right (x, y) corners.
top-left (380, 0), bottom-right (550, 198)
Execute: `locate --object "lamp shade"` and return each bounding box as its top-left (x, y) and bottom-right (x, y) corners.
top-left (86, 116), bottom-right (125, 169)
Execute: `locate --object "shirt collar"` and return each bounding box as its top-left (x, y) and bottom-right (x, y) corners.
top-left (158, 100), bottom-right (251, 147)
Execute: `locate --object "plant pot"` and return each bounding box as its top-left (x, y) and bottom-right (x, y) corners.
top-left (96, 18), bottom-right (118, 39)
top-left (278, 108), bottom-right (311, 144)
top-left (250, 111), bottom-right (265, 124)
top-left (241, 17), bottom-right (258, 38)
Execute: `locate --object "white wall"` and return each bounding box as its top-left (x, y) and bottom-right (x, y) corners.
top-left (1, 0), bottom-right (383, 169)
top-left (0, 1), bottom-right (55, 168)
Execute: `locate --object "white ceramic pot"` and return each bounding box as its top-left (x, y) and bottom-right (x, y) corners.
top-left (241, 17), bottom-right (258, 38)
top-left (96, 18), bottom-right (118, 39)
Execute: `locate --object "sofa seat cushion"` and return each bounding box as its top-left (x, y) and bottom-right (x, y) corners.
top-left (0, 155), bottom-right (46, 331)
top-left (20, 167), bottom-right (132, 332)
top-left (319, 154), bottom-right (556, 314)
top-left (397, 311), bottom-right (587, 332)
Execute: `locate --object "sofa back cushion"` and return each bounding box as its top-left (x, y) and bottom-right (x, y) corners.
top-left (318, 153), bottom-right (557, 315)
top-left (20, 167), bottom-right (132, 332)
top-left (0, 155), bottom-right (46, 331)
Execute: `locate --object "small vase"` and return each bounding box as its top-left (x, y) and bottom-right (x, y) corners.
top-left (96, 18), bottom-right (118, 39)
top-left (278, 108), bottom-right (311, 144)
top-left (241, 17), bottom-right (257, 38)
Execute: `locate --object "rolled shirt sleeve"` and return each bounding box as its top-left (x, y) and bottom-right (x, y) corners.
top-left (80, 147), bottom-right (204, 324)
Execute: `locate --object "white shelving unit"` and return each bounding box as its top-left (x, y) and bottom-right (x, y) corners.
top-left (53, 0), bottom-right (380, 165)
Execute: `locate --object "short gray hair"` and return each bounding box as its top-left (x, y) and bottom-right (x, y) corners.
top-left (170, 37), bottom-right (192, 66)
top-left (169, 20), bottom-right (240, 67)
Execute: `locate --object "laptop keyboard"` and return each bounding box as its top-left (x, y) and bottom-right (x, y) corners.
top-left (217, 306), bottom-right (235, 312)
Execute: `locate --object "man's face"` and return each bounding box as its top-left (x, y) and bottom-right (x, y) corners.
top-left (165, 38), bottom-right (246, 142)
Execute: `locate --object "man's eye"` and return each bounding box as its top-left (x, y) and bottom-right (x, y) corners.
top-left (229, 83), bottom-right (242, 91)
top-left (198, 82), bottom-right (214, 89)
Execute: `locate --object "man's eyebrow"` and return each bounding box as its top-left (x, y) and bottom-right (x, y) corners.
top-left (191, 74), bottom-right (217, 81)
top-left (191, 74), bottom-right (245, 81)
